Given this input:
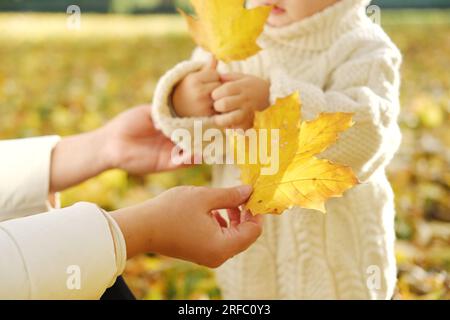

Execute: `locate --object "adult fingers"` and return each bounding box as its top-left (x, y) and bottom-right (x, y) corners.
top-left (227, 208), bottom-right (241, 228)
top-left (212, 210), bottom-right (228, 228)
top-left (201, 185), bottom-right (253, 211)
top-left (222, 214), bottom-right (263, 256)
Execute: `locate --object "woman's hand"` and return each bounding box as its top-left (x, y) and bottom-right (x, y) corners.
top-left (110, 185), bottom-right (263, 268)
top-left (50, 105), bottom-right (184, 193)
top-left (101, 105), bottom-right (186, 175)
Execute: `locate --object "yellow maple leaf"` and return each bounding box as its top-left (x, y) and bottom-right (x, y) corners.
top-left (179, 0), bottom-right (272, 62)
top-left (235, 92), bottom-right (359, 215)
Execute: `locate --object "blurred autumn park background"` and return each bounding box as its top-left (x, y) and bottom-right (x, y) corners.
top-left (0, 0), bottom-right (449, 299)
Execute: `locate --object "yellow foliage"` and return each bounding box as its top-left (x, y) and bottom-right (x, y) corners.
top-left (180, 0), bottom-right (271, 62)
top-left (236, 92), bottom-right (359, 215)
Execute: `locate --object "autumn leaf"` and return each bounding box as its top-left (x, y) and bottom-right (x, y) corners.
top-left (179, 0), bottom-right (272, 62)
top-left (235, 92), bottom-right (359, 215)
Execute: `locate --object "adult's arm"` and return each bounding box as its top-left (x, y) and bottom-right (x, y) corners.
top-left (0, 202), bottom-right (125, 299)
top-left (0, 105), bottom-right (177, 299)
top-left (0, 106), bottom-right (262, 299)
top-left (49, 105), bottom-right (185, 193)
top-left (0, 185), bottom-right (261, 299)
top-left (0, 136), bottom-right (61, 221)
top-left (1, 105), bottom-right (181, 220)
top-left (0, 105), bottom-right (178, 299)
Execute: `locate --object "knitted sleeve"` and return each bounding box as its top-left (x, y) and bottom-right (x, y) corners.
top-left (270, 42), bottom-right (402, 182)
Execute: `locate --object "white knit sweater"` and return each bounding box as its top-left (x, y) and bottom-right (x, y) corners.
top-left (152, 0), bottom-right (402, 299)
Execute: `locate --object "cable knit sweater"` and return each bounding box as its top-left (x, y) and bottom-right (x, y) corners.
top-left (152, 0), bottom-right (402, 299)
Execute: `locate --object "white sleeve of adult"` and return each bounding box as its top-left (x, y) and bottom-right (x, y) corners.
top-left (0, 202), bottom-right (127, 300)
top-left (0, 136), bottom-right (61, 221)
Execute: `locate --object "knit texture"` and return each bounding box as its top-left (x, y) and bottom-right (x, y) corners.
top-left (152, 0), bottom-right (402, 299)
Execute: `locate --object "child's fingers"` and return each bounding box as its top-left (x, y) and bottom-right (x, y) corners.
top-left (198, 69), bottom-right (220, 83)
top-left (202, 81), bottom-right (222, 97)
top-left (211, 82), bottom-right (241, 100)
top-left (220, 73), bottom-right (246, 83)
top-left (209, 56), bottom-right (219, 70)
top-left (234, 117), bottom-right (255, 130)
top-left (213, 96), bottom-right (242, 113)
top-left (213, 109), bottom-right (247, 128)
top-left (198, 56), bottom-right (219, 83)
top-left (202, 56), bottom-right (218, 71)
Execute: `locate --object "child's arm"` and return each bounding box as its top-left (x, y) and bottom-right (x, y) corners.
top-left (270, 39), bottom-right (402, 183)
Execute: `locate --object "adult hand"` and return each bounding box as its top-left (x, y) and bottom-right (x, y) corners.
top-left (101, 105), bottom-right (186, 175)
top-left (111, 185), bottom-right (263, 268)
top-left (50, 105), bottom-right (185, 192)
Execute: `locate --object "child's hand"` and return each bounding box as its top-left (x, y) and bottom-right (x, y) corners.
top-left (212, 73), bottom-right (270, 129)
top-left (172, 58), bottom-right (221, 117)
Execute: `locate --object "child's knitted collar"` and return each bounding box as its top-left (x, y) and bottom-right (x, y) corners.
top-left (258, 0), bottom-right (372, 51)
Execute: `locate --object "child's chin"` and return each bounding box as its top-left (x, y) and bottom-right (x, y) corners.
top-left (267, 16), bottom-right (293, 28)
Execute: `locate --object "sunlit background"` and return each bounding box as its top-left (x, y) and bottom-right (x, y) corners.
top-left (0, 0), bottom-right (448, 299)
